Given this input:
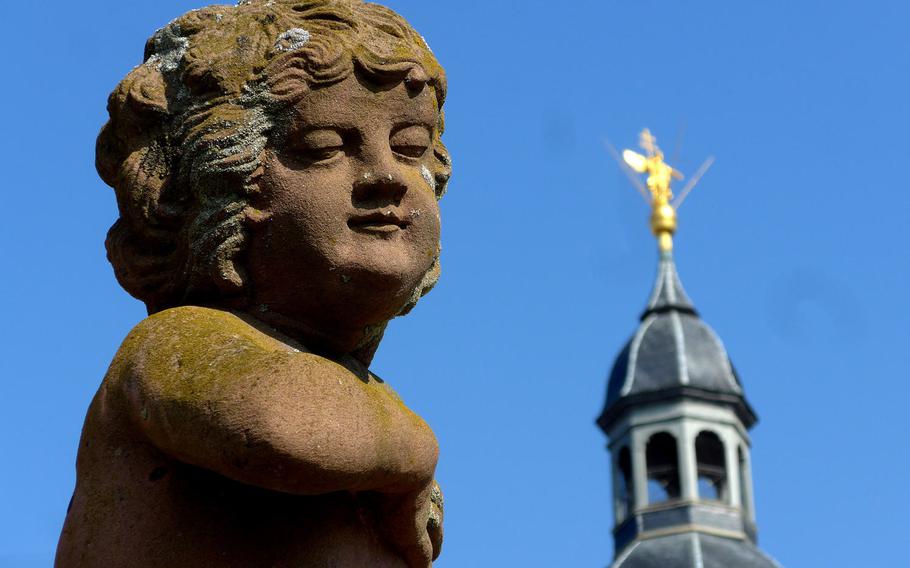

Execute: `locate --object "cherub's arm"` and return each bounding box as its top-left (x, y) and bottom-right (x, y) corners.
top-left (109, 307), bottom-right (438, 496)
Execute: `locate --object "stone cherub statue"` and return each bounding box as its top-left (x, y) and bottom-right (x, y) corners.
top-left (56, 1), bottom-right (450, 566)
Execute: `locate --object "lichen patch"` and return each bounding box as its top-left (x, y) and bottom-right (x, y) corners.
top-left (274, 28), bottom-right (311, 52)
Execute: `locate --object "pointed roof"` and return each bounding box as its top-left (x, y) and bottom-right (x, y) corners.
top-left (598, 252), bottom-right (756, 431)
top-left (642, 250), bottom-right (695, 318)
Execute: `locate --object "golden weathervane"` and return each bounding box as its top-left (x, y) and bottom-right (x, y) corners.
top-left (607, 129), bottom-right (714, 253)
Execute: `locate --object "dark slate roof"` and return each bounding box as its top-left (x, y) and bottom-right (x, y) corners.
top-left (611, 532), bottom-right (782, 568)
top-left (599, 252), bottom-right (756, 430)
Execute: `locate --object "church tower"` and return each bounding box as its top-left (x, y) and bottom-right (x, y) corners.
top-left (599, 131), bottom-right (780, 567)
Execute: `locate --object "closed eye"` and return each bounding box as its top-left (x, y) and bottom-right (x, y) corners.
top-left (390, 125), bottom-right (431, 159)
top-left (392, 144), bottom-right (428, 158)
top-left (305, 146), bottom-right (343, 162)
top-left (289, 128), bottom-right (346, 164)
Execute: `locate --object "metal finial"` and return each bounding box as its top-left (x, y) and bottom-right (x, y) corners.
top-left (615, 128), bottom-right (714, 253)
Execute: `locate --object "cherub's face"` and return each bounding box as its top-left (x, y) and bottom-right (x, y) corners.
top-left (246, 72), bottom-right (442, 345)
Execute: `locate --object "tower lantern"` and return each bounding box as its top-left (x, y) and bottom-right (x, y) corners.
top-left (600, 131), bottom-right (780, 567)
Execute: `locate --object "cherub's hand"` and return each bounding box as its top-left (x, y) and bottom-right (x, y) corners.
top-left (368, 478), bottom-right (443, 568)
top-left (427, 480), bottom-right (444, 560)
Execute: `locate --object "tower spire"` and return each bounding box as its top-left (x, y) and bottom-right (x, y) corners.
top-left (642, 249), bottom-right (695, 318)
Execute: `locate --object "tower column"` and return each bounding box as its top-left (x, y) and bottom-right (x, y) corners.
top-left (631, 433), bottom-right (649, 509)
top-left (741, 445), bottom-right (756, 521)
top-left (678, 420), bottom-right (698, 501)
top-left (610, 446), bottom-right (621, 524)
top-left (723, 430), bottom-right (741, 507)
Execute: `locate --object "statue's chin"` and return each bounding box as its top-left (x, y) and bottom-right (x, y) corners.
top-left (330, 258), bottom-right (434, 320)
top-left (241, 245), bottom-right (437, 360)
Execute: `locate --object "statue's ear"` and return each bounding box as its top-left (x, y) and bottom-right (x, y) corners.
top-left (186, 155), bottom-right (272, 302)
top-left (243, 156), bottom-right (273, 223)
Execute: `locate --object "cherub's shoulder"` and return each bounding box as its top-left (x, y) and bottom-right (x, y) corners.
top-left (110, 306), bottom-right (294, 382)
top-left (125, 306), bottom-right (278, 347)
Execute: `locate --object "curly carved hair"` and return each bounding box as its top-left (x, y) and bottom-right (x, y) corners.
top-left (98, 0), bottom-right (450, 314)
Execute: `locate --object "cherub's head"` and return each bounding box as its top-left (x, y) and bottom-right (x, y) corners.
top-left (98, 0), bottom-right (450, 344)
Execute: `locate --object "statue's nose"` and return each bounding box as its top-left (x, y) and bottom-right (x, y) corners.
top-left (351, 170), bottom-right (408, 208)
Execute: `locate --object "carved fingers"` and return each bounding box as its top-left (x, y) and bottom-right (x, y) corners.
top-left (369, 481), bottom-right (436, 568)
top-left (427, 480), bottom-right (444, 561)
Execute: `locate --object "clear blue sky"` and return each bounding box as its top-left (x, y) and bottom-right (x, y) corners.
top-left (1, 1), bottom-right (907, 566)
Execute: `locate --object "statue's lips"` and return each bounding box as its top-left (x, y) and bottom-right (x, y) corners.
top-left (348, 212), bottom-right (410, 234)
